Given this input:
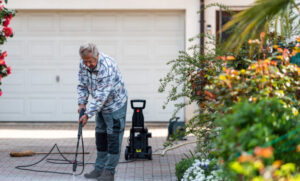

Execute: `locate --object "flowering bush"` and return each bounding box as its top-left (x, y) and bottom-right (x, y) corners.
top-left (213, 98), bottom-right (300, 180)
top-left (182, 159), bottom-right (221, 181)
top-left (0, 0), bottom-right (15, 96)
top-left (214, 98), bottom-right (300, 165)
top-left (229, 146), bottom-right (300, 181)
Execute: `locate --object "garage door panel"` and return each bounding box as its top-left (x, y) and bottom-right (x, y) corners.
top-left (10, 14), bottom-right (26, 33)
top-left (1, 68), bottom-right (26, 92)
top-left (28, 14), bottom-right (58, 32)
top-left (0, 97), bottom-right (25, 114)
top-left (59, 14), bottom-right (89, 32)
top-left (96, 41), bottom-right (119, 59)
top-left (30, 69), bottom-right (56, 92)
top-left (3, 40), bottom-right (26, 61)
top-left (30, 41), bottom-right (56, 61)
top-left (122, 14), bottom-right (152, 31)
top-left (155, 40), bottom-right (184, 57)
top-left (60, 40), bottom-right (84, 58)
top-left (92, 15), bottom-right (119, 32)
top-left (29, 97), bottom-right (56, 114)
top-left (60, 98), bottom-right (77, 114)
top-left (154, 13), bottom-right (184, 31)
top-left (123, 40), bottom-right (150, 58)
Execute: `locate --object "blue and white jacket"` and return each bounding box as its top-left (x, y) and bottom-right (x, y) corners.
top-left (77, 53), bottom-right (128, 118)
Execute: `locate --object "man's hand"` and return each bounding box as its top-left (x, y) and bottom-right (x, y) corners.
top-left (79, 114), bottom-right (88, 127)
top-left (78, 104), bottom-right (86, 113)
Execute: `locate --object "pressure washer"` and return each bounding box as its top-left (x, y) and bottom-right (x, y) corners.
top-left (125, 99), bottom-right (152, 160)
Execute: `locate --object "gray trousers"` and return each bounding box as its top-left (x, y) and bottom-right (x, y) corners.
top-left (94, 103), bottom-right (127, 174)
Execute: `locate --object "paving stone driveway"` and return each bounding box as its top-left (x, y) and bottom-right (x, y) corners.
top-left (0, 123), bottom-right (196, 181)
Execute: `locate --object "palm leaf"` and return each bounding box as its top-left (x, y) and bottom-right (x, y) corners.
top-left (222, 0), bottom-right (299, 54)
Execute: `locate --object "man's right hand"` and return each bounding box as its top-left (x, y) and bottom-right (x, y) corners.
top-left (78, 104), bottom-right (86, 114)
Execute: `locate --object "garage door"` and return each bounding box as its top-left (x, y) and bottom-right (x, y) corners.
top-left (0, 10), bottom-right (185, 122)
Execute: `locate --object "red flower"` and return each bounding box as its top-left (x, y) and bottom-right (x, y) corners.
top-left (2, 27), bottom-right (13, 37)
top-left (0, 51), bottom-right (7, 59)
top-left (0, 59), bottom-right (5, 65)
top-left (7, 66), bottom-right (11, 74)
top-left (0, 5), bottom-right (4, 11)
top-left (0, 90), bottom-right (2, 97)
top-left (3, 17), bottom-right (10, 27)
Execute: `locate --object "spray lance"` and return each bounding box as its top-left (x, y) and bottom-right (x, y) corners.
top-left (73, 108), bottom-right (85, 175)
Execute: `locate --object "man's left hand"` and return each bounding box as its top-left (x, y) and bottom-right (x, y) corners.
top-left (79, 114), bottom-right (89, 127)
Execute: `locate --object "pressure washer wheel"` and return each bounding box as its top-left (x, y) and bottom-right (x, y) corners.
top-left (125, 147), bottom-right (129, 160)
top-left (147, 147), bottom-right (152, 160)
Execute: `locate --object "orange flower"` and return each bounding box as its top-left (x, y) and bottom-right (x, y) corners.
top-left (226, 56), bottom-right (235, 61)
top-left (270, 61), bottom-right (277, 66)
top-left (254, 146), bottom-right (273, 158)
top-left (297, 145), bottom-right (300, 152)
top-left (238, 153), bottom-right (254, 163)
top-left (216, 56), bottom-right (226, 61)
top-left (272, 160), bottom-right (282, 169)
top-left (277, 48), bottom-right (283, 53)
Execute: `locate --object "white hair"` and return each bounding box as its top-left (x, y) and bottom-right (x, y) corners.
top-left (79, 43), bottom-right (99, 59)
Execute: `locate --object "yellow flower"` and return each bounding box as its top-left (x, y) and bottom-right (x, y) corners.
top-left (292, 107), bottom-right (299, 116)
top-left (230, 161), bottom-right (244, 174)
top-left (252, 176), bottom-right (264, 181)
top-left (253, 160), bottom-right (264, 170)
top-left (273, 45), bottom-right (279, 49)
top-left (219, 75), bottom-right (226, 81)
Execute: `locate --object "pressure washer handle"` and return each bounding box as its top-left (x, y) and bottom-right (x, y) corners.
top-left (131, 99), bottom-right (146, 109)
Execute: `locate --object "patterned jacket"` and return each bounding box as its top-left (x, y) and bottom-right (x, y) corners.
top-left (77, 53), bottom-right (128, 118)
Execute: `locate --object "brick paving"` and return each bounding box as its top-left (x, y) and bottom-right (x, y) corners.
top-left (0, 123), bottom-right (196, 181)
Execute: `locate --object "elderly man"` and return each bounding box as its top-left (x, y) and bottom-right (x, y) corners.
top-left (77, 43), bottom-right (128, 181)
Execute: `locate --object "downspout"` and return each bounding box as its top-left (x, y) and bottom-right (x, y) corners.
top-left (200, 0), bottom-right (205, 54)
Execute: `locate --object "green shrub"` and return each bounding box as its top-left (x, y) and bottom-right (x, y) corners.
top-left (214, 98), bottom-right (300, 166)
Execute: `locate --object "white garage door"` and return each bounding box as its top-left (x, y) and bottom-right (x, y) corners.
top-left (0, 10), bottom-right (185, 122)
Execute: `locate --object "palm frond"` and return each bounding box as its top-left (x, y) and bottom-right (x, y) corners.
top-left (222, 0), bottom-right (299, 54)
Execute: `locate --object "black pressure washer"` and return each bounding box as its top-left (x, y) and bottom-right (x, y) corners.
top-left (125, 99), bottom-right (152, 160)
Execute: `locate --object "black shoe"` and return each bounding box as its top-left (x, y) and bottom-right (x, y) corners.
top-left (97, 169), bottom-right (114, 181)
top-left (84, 169), bottom-right (103, 179)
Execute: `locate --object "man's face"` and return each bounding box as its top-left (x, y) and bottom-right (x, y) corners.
top-left (82, 53), bottom-right (98, 70)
